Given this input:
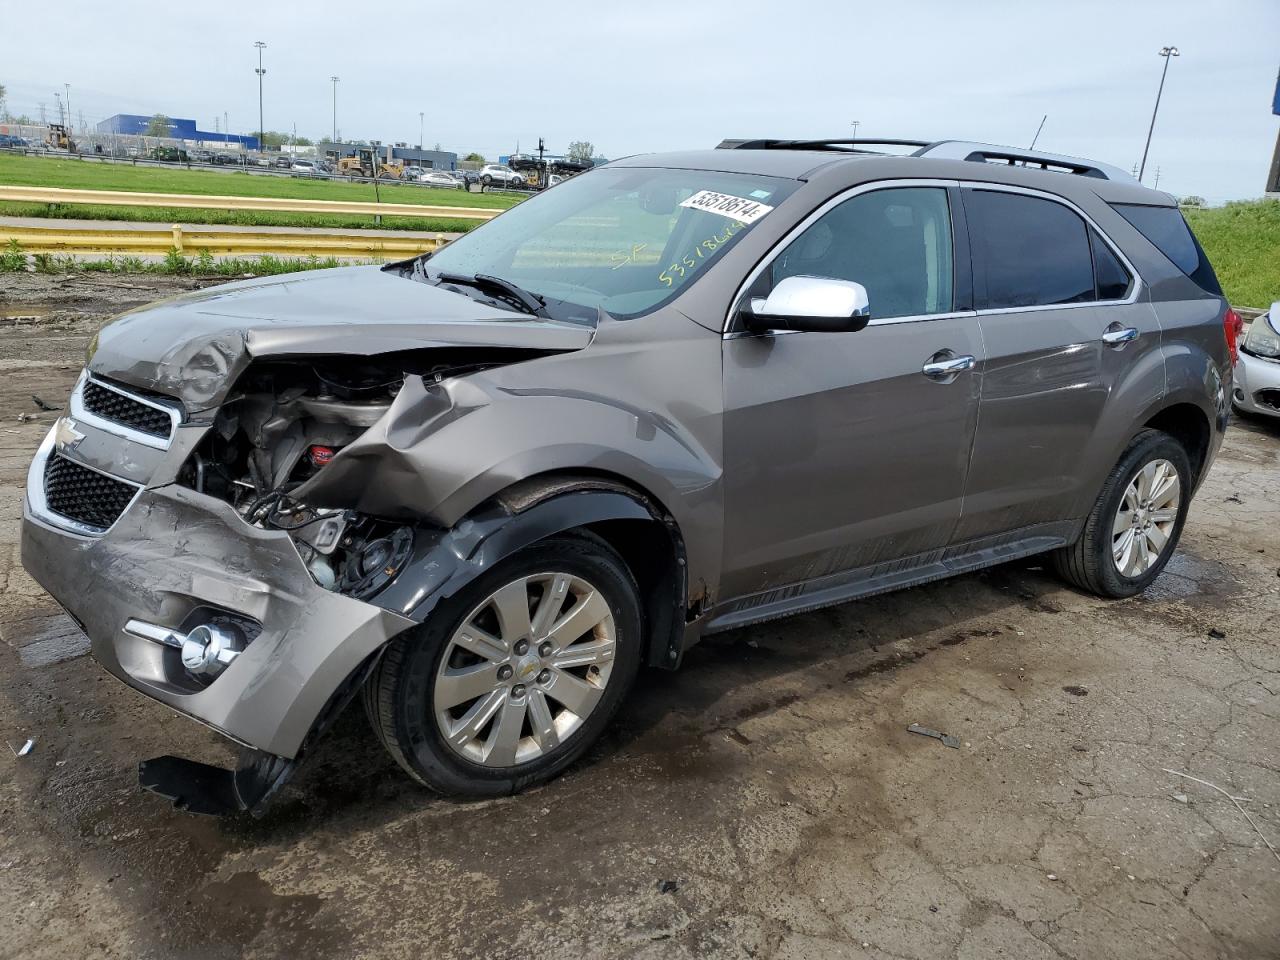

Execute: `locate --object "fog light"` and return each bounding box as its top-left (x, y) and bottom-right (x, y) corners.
top-left (180, 624), bottom-right (242, 677)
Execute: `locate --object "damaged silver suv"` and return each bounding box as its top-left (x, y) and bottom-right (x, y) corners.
top-left (22, 138), bottom-right (1234, 813)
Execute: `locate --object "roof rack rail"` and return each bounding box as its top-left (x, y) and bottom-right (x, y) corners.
top-left (716, 137), bottom-right (1135, 183)
top-left (910, 141), bottom-right (1135, 182)
top-left (716, 138), bottom-right (931, 153)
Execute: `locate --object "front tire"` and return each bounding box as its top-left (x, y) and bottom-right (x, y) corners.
top-left (365, 534), bottom-right (642, 796)
top-left (1051, 428), bottom-right (1191, 598)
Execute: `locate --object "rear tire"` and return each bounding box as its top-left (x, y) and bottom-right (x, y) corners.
top-left (364, 533), bottom-right (642, 796)
top-left (1051, 428), bottom-right (1191, 598)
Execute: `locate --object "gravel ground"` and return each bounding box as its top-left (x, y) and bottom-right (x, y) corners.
top-left (0, 272), bottom-right (1277, 960)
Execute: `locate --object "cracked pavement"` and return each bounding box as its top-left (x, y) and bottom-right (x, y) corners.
top-left (0, 273), bottom-right (1277, 959)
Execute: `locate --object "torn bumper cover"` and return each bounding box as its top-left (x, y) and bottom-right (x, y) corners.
top-left (21, 481), bottom-right (416, 811)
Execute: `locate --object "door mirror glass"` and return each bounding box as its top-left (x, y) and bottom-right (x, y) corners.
top-left (745, 275), bottom-right (872, 333)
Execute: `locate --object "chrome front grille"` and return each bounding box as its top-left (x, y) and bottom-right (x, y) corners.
top-left (81, 379), bottom-right (174, 439)
top-left (42, 451), bottom-right (141, 533)
top-left (72, 375), bottom-right (180, 449)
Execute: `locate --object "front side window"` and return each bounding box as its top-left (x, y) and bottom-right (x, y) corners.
top-left (426, 166), bottom-right (798, 319)
top-left (967, 190), bottom-right (1095, 309)
top-left (757, 187), bottom-right (954, 320)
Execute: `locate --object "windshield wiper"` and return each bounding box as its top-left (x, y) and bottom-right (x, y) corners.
top-left (434, 271), bottom-right (550, 319)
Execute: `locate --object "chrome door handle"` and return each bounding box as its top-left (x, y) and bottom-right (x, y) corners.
top-left (1101, 324), bottom-right (1139, 346)
top-left (922, 352), bottom-right (976, 382)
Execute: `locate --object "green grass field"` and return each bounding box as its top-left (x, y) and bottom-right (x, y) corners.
top-left (0, 153), bottom-right (518, 232)
top-left (1184, 200), bottom-right (1280, 310)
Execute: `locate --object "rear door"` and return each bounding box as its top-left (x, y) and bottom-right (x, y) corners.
top-left (719, 183), bottom-right (984, 600)
top-left (953, 185), bottom-right (1162, 543)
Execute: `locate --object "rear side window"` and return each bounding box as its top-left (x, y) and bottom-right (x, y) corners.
top-left (1110, 202), bottom-right (1222, 295)
top-left (966, 190), bottom-right (1095, 309)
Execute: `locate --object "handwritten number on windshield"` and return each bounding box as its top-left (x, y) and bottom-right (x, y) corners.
top-left (658, 221), bottom-right (745, 287)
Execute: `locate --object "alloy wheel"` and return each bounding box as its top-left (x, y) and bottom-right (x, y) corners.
top-left (433, 571), bottom-right (617, 767)
top-left (1112, 458), bottom-right (1181, 577)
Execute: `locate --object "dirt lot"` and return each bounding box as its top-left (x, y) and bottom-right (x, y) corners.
top-left (0, 272), bottom-right (1277, 960)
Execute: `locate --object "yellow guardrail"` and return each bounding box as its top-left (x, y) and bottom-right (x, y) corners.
top-left (0, 223), bottom-right (450, 259)
top-left (0, 184), bottom-right (502, 221)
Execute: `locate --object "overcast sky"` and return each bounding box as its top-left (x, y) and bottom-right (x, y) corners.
top-left (2, 0), bottom-right (1277, 202)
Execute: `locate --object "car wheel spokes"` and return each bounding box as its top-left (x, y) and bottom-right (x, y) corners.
top-left (1111, 458), bottom-right (1181, 578)
top-left (434, 571), bottom-right (616, 767)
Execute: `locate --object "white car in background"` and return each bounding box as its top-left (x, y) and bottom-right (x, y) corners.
top-left (416, 170), bottom-right (461, 188)
top-left (479, 164), bottom-right (524, 188)
top-left (290, 159), bottom-right (320, 176)
top-left (1233, 302), bottom-right (1280, 420)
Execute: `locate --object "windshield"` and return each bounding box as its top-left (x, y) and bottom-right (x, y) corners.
top-left (423, 166), bottom-right (798, 319)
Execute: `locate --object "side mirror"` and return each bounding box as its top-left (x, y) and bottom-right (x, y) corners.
top-left (743, 275), bottom-right (872, 334)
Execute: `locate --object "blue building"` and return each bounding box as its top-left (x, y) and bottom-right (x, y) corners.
top-left (95, 114), bottom-right (259, 150)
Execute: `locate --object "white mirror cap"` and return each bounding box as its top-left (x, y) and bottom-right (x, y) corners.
top-left (760, 275), bottom-right (870, 320)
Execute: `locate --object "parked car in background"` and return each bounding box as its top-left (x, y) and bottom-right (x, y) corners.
top-left (192, 150), bottom-right (214, 164)
top-left (417, 170), bottom-right (461, 188)
top-left (451, 169), bottom-right (479, 188)
top-left (479, 163), bottom-right (524, 187)
top-left (149, 146), bottom-right (189, 163)
top-left (20, 138), bottom-right (1235, 813)
top-left (0, 134), bottom-right (20, 148)
top-left (272, 156), bottom-right (292, 169)
top-left (290, 159), bottom-right (320, 176)
top-left (212, 153), bottom-right (237, 165)
top-left (402, 166), bottom-right (427, 180)
top-left (1233, 303), bottom-right (1280, 419)
top-left (253, 156), bottom-right (271, 167)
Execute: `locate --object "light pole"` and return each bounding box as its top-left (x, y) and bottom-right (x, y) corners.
top-left (64, 83), bottom-right (72, 134)
top-left (419, 111), bottom-right (424, 149)
top-left (1139, 46), bottom-right (1179, 182)
top-left (330, 76), bottom-right (339, 144)
top-left (850, 120), bottom-right (860, 141)
top-left (254, 40), bottom-right (267, 152)
top-left (53, 91), bottom-right (63, 127)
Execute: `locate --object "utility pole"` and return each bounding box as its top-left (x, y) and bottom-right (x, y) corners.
top-left (254, 40), bottom-right (267, 152)
top-left (64, 83), bottom-right (72, 133)
top-left (53, 92), bottom-right (63, 127)
top-left (330, 76), bottom-right (339, 144)
top-left (1153, 166), bottom-right (1162, 189)
top-left (1139, 46), bottom-right (1179, 182)
top-left (1029, 114), bottom-right (1047, 149)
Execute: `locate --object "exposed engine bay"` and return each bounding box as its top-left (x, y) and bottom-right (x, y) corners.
top-left (177, 348), bottom-right (543, 598)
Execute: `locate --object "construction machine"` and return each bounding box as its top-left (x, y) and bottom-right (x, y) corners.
top-left (337, 147), bottom-right (404, 179)
top-left (45, 124), bottom-right (75, 152)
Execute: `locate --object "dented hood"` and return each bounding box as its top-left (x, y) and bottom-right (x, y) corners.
top-left (87, 265), bottom-right (596, 409)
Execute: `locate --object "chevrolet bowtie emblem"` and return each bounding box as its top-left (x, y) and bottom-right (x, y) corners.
top-left (53, 417), bottom-right (85, 453)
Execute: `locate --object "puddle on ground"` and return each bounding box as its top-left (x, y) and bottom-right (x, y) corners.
top-left (1143, 551), bottom-right (1242, 602)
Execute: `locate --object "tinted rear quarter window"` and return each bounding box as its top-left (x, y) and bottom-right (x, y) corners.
top-left (1110, 202), bottom-right (1222, 295)
top-left (1090, 229), bottom-right (1133, 301)
top-left (966, 190), bottom-right (1095, 309)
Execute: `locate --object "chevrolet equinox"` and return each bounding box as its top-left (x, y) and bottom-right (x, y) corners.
top-left (22, 138), bottom-right (1236, 813)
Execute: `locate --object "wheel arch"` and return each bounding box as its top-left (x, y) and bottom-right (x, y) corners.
top-left (1142, 402), bottom-right (1212, 487)
top-left (370, 469), bottom-right (695, 670)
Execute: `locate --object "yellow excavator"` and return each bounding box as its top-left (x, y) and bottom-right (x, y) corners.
top-left (338, 147), bottom-right (404, 179)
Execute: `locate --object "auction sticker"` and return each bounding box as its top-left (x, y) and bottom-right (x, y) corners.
top-left (679, 190), bottom-right (774, 224)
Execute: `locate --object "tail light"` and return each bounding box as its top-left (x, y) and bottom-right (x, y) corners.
top-left (1223, 307), bottom-right (1244, 366)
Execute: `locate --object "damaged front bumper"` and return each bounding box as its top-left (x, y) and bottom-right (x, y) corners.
top-left (22, 432), bottom-right (417, 811)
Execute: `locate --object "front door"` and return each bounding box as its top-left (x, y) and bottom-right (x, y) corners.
top-left (719, 184), bottom-right (984, 602)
